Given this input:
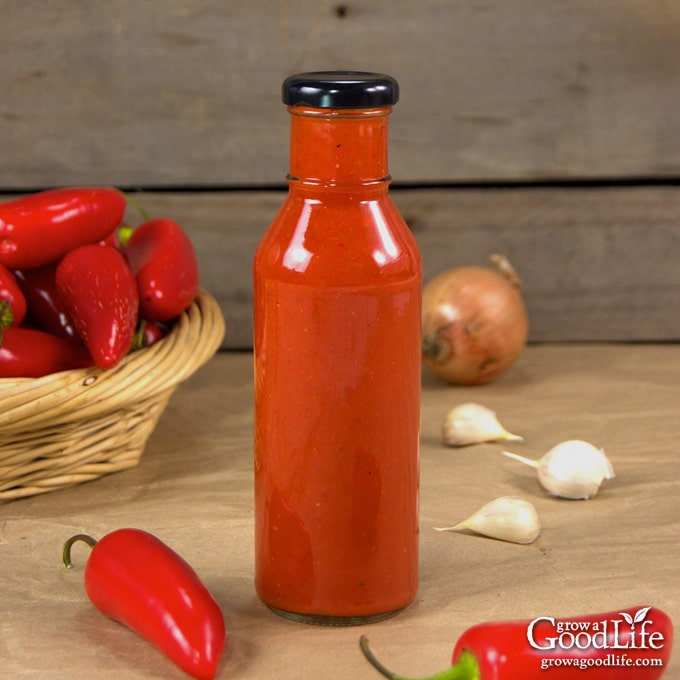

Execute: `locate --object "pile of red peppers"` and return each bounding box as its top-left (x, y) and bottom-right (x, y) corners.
top-left (0, 187), bottom-right (200, 377)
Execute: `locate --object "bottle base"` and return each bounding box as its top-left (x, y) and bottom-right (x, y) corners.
top-left (267, 604), bottom-right (405, 626)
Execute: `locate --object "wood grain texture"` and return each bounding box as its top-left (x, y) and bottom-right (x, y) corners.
top-left (2, 0), bottom-right (680, 187)
top-left (109, 186), bottom-right (680, 348)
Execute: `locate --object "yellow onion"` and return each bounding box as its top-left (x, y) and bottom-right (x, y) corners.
top-left (422, 254), bottom-right (528, 385)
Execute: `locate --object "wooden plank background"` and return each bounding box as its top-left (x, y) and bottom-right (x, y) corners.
top-left (123, 187), bottom-right (680, 348)
top-left (1, 0), bottom-right (679, 345)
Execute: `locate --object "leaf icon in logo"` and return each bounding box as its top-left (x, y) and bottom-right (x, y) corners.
top-left (634, 607), bottom-right (652, 624)
top-left (619, 607), bottom-right (651, 627)
top-left (620, 612), bottom-right (634, 626)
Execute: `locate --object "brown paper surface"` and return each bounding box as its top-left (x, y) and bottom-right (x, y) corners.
top-left (1, 346), bottom-right (678, 679)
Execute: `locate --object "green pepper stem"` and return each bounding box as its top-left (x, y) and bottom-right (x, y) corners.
top-left (359, 637), bottom-right (480, 680)
top-left (123, 192), bottom-right (151, 222)
top-left (0, 300), bottom-right (14, 330)
top-left (132, 319), bottom-right (148, 350)
top-left (62, 534), bottom-right (98, 569)
top-left (116, 224), bottom-right (135, 249)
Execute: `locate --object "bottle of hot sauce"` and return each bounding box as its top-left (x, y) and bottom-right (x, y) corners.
top-left (254, 72), bottom-right (421, 625)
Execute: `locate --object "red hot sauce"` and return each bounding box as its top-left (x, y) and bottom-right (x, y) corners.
top-left (254, 72), bottom-right (421, 624)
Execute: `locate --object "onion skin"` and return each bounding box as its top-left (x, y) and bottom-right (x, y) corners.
top-left (422, 255), bottom-right (528, 385)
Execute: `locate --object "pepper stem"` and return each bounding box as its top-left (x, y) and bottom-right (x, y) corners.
top-left (359, 636), bottom-right (480, 680)
top-left (132, 319), bottom-right (148, 350)
top-left (0, 300), bottom-right (14, 329)
top-left (123, 192), bottom-right (151, 222)
top-left (62, 534), bottom-right (98, 569)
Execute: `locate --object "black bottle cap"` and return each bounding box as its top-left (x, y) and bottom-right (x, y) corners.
top-left (282, 71), bottom-right (399, 109)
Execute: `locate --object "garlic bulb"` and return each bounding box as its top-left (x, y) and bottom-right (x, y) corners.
top-left (442, 402), bottom-right (523, 446)
top-left (503, 440), bottom-right (615, 500)
top-left (434, 496), bottom-right (541, 544)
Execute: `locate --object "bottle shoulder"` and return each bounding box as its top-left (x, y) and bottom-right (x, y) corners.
top-left (255, 193), bottom-right (421, 285)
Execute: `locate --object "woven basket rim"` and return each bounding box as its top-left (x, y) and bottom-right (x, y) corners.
top-left (0, 289), bottom-right (225, 434)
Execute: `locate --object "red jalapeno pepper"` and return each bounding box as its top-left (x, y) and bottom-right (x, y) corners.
top-left (63, 529), bottom-right (226, 680)
top-left (56, 244), bottom-right (139, 368)
top-left (0, 327), bottom-right (92, 377)
top-left (0, 187), bottom-right (127, 269)
top-left (360, 606), bottom-right (673, 679)
top-left (126, 218), bottom-right (200, 322)
top-left (0, 263), bottom-right (26, 327)
top-left (13, 264), bottom-right (78, 341)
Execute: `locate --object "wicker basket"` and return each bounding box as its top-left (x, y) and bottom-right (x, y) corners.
top-left (0, 289), bottom-right (226, 502)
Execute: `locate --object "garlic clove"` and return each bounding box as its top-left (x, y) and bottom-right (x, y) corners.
top-left (539, 440), bottom-right (614, 500)
top-left (442, 402), bottom-right (524, 447)
top-left (434, 496), bottom-right (541, 544)
top-left (503, 440), bottom-right (615, 500)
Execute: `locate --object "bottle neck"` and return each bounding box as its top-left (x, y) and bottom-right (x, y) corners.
top-left (287, 106), bottom-right (391, 189)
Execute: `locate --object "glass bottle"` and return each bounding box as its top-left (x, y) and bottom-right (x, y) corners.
top-left (253, 72), bottom-right (421, 625)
